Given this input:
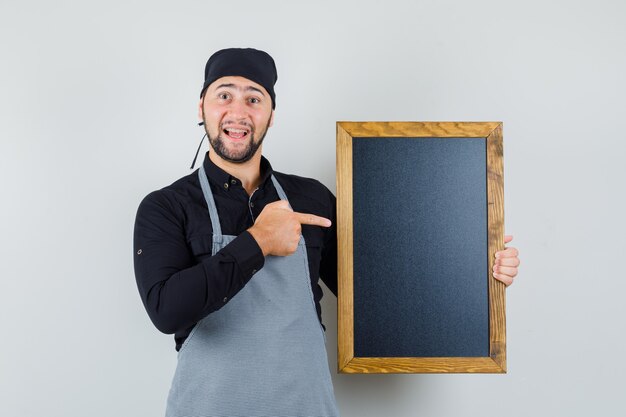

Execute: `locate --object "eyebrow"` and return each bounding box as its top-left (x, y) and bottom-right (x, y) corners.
top-left (214, 83), bottom-right (266, 96)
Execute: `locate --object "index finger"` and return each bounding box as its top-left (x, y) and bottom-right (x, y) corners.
top-left (496, 246), bottom-right (519, 258)
top-left (294, 212), bottom-right (332, 227)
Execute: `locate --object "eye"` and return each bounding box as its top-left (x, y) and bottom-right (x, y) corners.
top-left (249, 97), bottom-right (260, 104)
top-left (218, 92), bottom-right (230, 100)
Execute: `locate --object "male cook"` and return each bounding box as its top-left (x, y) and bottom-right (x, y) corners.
top-left (133, 47), bottom-right (520, 417)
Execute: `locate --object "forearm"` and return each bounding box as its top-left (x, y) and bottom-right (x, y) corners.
top-left (133, 192), bottom-right (264, 335)
top-left (137, 232), bottom-right (263, 334)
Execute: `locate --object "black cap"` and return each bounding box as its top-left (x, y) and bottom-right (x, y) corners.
top-left (200, 48), bottom-right (278, 109)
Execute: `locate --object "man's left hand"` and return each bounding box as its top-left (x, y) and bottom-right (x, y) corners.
top-left (493, 235), bottom-right (520, 287)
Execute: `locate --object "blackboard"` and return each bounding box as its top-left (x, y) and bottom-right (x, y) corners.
top-left (337, 122), bottom-right (506, 374)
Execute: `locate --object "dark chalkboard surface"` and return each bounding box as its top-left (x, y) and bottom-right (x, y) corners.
top-left (337, 122), bottom-right (506, 374)
top-left (352, 137), bottom-right (488, 358)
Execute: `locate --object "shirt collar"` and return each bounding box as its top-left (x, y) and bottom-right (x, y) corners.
top-left (201, 151), bottom-right (274, 191)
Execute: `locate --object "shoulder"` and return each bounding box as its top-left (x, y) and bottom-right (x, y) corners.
top-left (136, 169), bottom-right (203, 224)
top-left (272, 171), bottom-right (336, 215)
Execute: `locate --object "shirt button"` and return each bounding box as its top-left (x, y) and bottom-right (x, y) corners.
top-left (137, 249), bottom-right (142, 255)
top-left (250, 202), bottom-right (254, 208)
top-left (252, 269), bottom-right (257, 275)
top-left (231, 179), bottom-right (237, 185)
top-left (223, 183), bottom-right (229, 189)
top-left (223, 296), bottom-right (228, 302)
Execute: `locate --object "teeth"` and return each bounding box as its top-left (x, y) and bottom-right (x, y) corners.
top-left (226, 128), bottom-right (247, 134)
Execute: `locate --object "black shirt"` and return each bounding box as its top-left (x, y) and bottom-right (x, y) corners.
top-left (133, 152), bottom-right (337, 351)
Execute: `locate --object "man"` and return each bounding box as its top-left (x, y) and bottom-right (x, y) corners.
top-left (133, 48), bottom-right (520, 417)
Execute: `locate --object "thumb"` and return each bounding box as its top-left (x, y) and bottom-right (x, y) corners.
top-left (504, 235), bottom-right (514, 244)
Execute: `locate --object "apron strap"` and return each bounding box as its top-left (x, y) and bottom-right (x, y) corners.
top-left (271, 174), bottom-right (305, 246)
top-left (270, 175), bottom-right (290, 206)
top-left (198, 164), bottom-right (223, 243)
top-left (198, 165), bottom-right (300, 246)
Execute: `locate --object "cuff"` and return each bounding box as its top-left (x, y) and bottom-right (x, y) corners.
top-left (223, 231), bottom-right (265, 284)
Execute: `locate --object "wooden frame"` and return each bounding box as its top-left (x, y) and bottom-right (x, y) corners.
top-left (336, 122), bottom-right (506, 374)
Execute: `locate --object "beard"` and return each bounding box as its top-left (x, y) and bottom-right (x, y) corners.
top-left (204, 115), bottom-right (272, 164)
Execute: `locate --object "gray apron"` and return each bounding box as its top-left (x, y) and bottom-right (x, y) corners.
top-left (164, 164), bottom-right (340, 417)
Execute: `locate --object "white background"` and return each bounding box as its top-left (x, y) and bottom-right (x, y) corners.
top-left (1, 1), bottom-right (625, 416)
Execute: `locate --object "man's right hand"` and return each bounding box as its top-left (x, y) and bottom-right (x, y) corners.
top-left (247, 200), bottom-right (331, 257)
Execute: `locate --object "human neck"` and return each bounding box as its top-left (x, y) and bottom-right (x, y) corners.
top-left (209, 149), bottom-right (263, 196)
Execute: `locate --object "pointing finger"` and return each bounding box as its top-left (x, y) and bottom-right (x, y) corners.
top-left (294, 212), bottom-right (332, 227)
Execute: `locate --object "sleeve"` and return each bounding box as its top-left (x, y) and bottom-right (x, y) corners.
top-left (318, 188), bottom-right (338, 298)
top-left (132, 190), bottom-right (265, 334)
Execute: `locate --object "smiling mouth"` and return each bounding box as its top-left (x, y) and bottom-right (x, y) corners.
top-left (223, 127), bottom-right (250, 140)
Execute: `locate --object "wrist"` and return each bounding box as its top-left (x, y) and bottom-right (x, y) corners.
top-left (247, 226), bottom-right (270, 257)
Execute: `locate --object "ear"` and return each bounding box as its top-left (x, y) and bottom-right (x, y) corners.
top-left (197, 98), bottom-right (204, 122)
top-left (268, 110), bottom-right (274, 128)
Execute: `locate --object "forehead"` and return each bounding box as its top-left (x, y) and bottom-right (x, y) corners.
top-left (207, 75), bottom-right (268, 96)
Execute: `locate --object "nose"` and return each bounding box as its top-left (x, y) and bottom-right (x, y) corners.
top-left (226, 97), bottom-right (249, 121)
